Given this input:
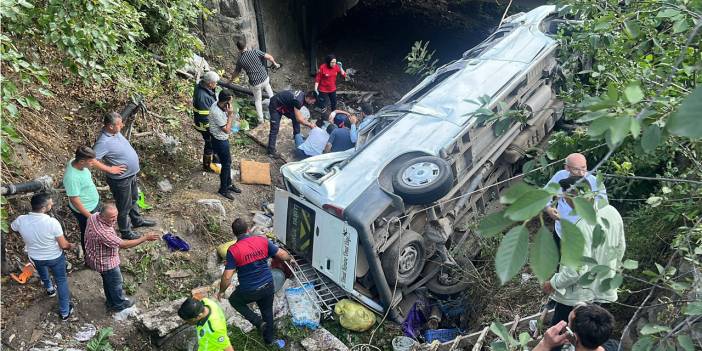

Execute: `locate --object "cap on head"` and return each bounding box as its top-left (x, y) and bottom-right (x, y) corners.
top-left (203, 71), bottom-right (220, 84)
top-left (178, 297), bottom-right (204, 320)
top-left (333, 114), bottom-right (346, 127)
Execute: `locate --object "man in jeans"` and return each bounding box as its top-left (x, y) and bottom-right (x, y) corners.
top-left (93, 112), bottom-right (156, 240)
top-left (63, 145), bottom-right (101, 256)
top-left (217, 218), bottom-right (292, 348)
top-left (208, 90), bottom-right (242, 200)
top-left (84, 203), bottom-right (159, 312)
top-left (232, 39), bottom-right (281, 124)
top-left (11, 193), bottom-right (76, 320)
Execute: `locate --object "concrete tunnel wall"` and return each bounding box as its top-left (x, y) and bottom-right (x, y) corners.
top-left (198, 0), bottom-right (360, 81)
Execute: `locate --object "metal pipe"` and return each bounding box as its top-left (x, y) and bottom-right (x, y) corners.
top-left (345, 186), bottom-right (403, 323)
top-left (1, 175), bottom-right (53, 196)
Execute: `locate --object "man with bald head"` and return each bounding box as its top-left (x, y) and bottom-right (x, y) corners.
top-left (84, 202), bottom-right (159, 313)
top-left (544, 153), bottom-right (608, 243)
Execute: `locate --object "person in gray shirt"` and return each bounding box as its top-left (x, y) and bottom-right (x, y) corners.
top-left (208, 90), bottom-right (242, 200)
top-left (93, 112), bottom-right (156, 240)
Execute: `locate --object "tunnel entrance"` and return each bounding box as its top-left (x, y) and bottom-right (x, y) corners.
top-left (313, 0), bottom-right (516, 104)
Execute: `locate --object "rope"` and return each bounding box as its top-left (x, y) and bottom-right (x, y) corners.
top-left (392, 143), bottom-right (608, 222)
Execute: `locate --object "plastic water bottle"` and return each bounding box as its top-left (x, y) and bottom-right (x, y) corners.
top-left (232, 121), bottom-right (240, 133)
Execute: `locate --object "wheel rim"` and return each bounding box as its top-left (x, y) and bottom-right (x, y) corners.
top-left (398, 245), bottom-right (420, 275)
top-left (401, 161), bottom-right (441, 188)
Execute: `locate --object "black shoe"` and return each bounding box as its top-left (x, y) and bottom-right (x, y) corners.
top-left (218, 191), bottom-right (235, 200)
top-left (132, 219), bottom-right (156, 228)
top-left (228, 184), bottom-right (242, 193)
top-left (61, 303), bottom-right (74, 321)
top-left (121, 231), bottom-right (142, 240)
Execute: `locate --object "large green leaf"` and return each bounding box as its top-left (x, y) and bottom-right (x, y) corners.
top-left (640, 324), bottom-right (671, 335)
top-left (632, 336), bottom-right (654, 351)
top-left (677, 334), bottom-right (695, 351)
top-left (641, 124), bottom-right (662, 153)
top-left (667, 86), bottom-right (702, 139)
top-left (592, 224), bottom-right (605, 248)
top-left (499, 182), bottom-right (533, 205)
top-left (560, 221), bottom-right (585, 267)
top-left (490, 322), bottom-right (514, 344)
top-left (495, 226), bottom-right (529, 284)
top-left (477, 211), bottom-right (514, 238)
top-left (623, 82), bottom-right (644, 104)
top-left (504, 189), bottom-right (552, 221)
top-left (572, 197), bottom-right (597, 225)
top-left (530, 226), bottom-right (558, 282)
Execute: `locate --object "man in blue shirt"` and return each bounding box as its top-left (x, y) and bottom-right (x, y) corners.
top-left (350, 103), bottom-right (375, 144)
top-left (217, 218), bottom-right (291, 348)
top-left (324, 113), bottom-right (355, 153)
top-left (544, 153), bottom-right (608, 248)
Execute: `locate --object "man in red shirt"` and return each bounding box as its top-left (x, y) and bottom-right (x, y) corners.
top-left (84, 202), bottom-right (159, 312)
top-left (314, 54), bottom-right (347, 112)
top-left (217, 218), bottom-right (292, 348)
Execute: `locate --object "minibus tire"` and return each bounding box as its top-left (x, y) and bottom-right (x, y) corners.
top-left (381, 230), bottom-right (426, 286)
top-left (392, 156), bottom-right (453, 205)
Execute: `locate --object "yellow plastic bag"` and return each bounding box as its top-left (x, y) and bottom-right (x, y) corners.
top-left (334, 299), bottom-right (376, 332)
top-left (217, 240), bottom-right (237, 259)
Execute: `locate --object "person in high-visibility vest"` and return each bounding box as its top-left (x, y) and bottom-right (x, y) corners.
top-left (193, 71), bottom-right (220, 172)
top-left (178, 297), bottom-right (234, 351)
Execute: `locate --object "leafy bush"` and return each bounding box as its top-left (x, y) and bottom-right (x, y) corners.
top-left (404, 40), bottom-right (438, 77)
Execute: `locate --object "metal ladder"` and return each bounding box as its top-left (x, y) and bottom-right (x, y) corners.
top-left (285, 255), bottom-right (347, 319)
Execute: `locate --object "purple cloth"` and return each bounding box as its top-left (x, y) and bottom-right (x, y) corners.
top-left (402, 301), bottom-right (427, 339)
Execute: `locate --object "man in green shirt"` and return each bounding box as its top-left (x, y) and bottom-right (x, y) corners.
top-left (63, 146), bottom-right (101, 254)
top-left (178, 297), bottom-right (234, 351)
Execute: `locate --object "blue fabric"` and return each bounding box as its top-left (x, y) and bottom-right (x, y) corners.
top-left (328, 127), bottom-right (354, 153)
top-left (350, 115), bottom-right (374, 143)
top-left (101, 266), bottom-right (131, 311)
top-left (225, 235), bottom-right (279, 292)
top-left (33, 253), bottom-right (71, 316)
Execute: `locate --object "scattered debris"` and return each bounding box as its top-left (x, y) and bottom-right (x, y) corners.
top-left (286, 283), bottom-right (321, 329)
top-left (157, 179), bottom-right (173, 192)
top-left (114, 306), bottom-right (139, 321)
top-left (334, 299), bottom-right (375, 332)
top-left (252, 212), bottom-right (273, 227)
top-left (164, 270), bottom-right (192, 278)
top-left (156, 132), bottom-right (180, 155)
top-left (197, 199), bottom-right (226, 218)
top-left (301, 328), bottom-right (350, 351)
top-left (74, 323), bottom-right (97, 342)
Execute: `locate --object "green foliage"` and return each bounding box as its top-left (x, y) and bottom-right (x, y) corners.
top-left (87, 327), bottom-right (114, 351)
top-left (0, 0), bottom-right (206, 167)
top-left (481, 1), bottom-right (701, 348)
top-left (494, 226), bottom-right (529, 284)
top-left (404, 40), bottom-right (438, 77)
top-left (465, 94), bottom-right (529, 137)
top-left (530, 227), bottom-right (559, 282)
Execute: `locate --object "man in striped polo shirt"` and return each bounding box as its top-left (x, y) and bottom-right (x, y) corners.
top-left (232, 39), bottom-right (281, 124)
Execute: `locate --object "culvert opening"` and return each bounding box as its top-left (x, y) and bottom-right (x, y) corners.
top-left (313, 1), bottom-right (514, 103)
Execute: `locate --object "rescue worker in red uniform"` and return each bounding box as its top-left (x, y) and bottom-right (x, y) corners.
top-left (217, 218), bottom-right (292, 348)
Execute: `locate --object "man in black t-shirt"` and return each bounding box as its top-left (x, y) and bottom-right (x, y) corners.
top-left (267, 90), bottom-right (316, 157)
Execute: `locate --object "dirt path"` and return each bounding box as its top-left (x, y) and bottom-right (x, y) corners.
top-left (1, 129), bottom-right (290, 350)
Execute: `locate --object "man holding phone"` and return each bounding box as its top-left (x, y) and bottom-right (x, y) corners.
top-left (533, 303), bottom-right (618, 351)
top-left (208, 90), bottom-right (242, 200)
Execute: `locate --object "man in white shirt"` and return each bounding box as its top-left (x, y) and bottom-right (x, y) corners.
top-left (544, 153), bottom-right (608, 245)
top-left (294, 118), bottom-right (329, 159)
top-left (11, 193), bottom-right (76, 320)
